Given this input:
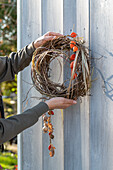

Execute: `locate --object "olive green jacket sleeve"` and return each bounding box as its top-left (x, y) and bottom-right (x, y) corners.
top-left (0, 42), bottom-right (49, 144)
top-left (0, 102), bottom-right (49, 145)
top-left (0, 42), bottom-right (36, 83)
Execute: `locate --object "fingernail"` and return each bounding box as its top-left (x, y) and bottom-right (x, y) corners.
top-left (73, 101), bottom-right (77, 104)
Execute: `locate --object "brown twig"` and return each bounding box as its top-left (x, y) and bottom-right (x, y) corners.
top-left (31, 36), bottom-right (91, 99)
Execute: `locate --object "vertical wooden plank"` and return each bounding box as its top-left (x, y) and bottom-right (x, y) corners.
top-left (63, 0), bottom-right (90, 170)
top-left (63, 0), bottom-right (76, 35)
top-left (17, 1), bottom-right (23, 169)
top-left (42, 0), bottom-right (63, 33)
top-left (63, 1), bottom-right (82, 169)
top-left (42, 1), bottom-right (64, 170)
top-left (76, 1), bottom-right (90, 170)
top-left (64, 105), bottom-right (82, 170)
top-left (90, 0), bottom-right (113, 169)
top-left (17, 0), bottom-right (43, 170)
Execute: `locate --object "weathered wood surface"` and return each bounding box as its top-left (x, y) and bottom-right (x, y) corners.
top-left (90, 0), bottom-right (113, 169)
top-left (17, 0), bottom-right (43, 170)
top-left (63, 0), bottom-right (89, 169)
top-left (17, 0), bottom-right (113, 169)
top-left (42, 1), bottom-right (64, 170)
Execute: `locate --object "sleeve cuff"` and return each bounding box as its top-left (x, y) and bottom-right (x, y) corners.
top-left (31, 101), bottom-right (49, 118)
top-left (26, 42), bottom-right (36, 57)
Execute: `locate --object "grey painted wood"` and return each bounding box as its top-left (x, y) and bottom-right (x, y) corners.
top-left (42, 0), bottom-right (63, 34)
top-left (42, 1), bottom-right (64, 170)
top-left (18, 0), bottom-right (90, 169)
top-left (76, 1), bottom-right (90, 170)
top-left (90, 0), bottom-right (113, 170)
top-left (18, 0), bottom-right (113, 169)
top-left (63, 1), bottom-right (82, 169)
top-left (63, 0), bottom-right (90, 170)
top-left (64, 105), bottom-right (82, 170)
top-left (17, 0), bottom-right (43, 170)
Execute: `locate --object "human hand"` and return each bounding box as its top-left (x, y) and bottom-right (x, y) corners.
top-left (34, 31), bottom-right (63, 48)
top-left (45, 97), bottom-right (77, 110)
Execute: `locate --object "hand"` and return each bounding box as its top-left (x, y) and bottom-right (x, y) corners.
top-left (34, 31), bottom-right (63, 48)
top-left (45, 97), bottom-right (77, 110)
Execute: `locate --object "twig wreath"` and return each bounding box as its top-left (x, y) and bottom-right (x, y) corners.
top-left (31, 32), bottom-right (91, 157)
top-left (31, 32), bottom-right (91, 100)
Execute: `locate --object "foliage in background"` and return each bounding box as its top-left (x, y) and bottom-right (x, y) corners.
top-left (1, 76), bottom-right (17, 96)
top-left (0, 152), bottom-right (17, 170)
top-left (0, 0), bottom-right (17, 96)
top-left (0, 1), bottom-right (17, 169)
top-left (0, 0), bottom-right (17, 56)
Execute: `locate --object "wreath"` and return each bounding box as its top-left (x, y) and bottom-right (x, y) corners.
top-left (31, 32), bottom-right (91, 100)
top-left (31, 32), bottom-right (91, 157)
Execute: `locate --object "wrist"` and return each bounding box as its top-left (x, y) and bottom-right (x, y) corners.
top-left (32, 41), bottom-right (36, 50)
top-left (45, 100), bottom-right (53, 110)
top-left (34, 39), bottom-right (44, 49)
top-left (26, 42), bottom-right (36, 56)
top-left (34, 40), bottom-right (40, 48)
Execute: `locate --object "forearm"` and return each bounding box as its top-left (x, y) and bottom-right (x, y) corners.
top-left (0, 42), bottom-right (36, 83)
top-left (9, 42), bottom-right (36, 74)
top-left (0, 102), bottom-right (49, 144)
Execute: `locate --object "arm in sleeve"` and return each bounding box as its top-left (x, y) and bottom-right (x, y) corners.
top-left (0, 102), bottom-right (49, 145)
top-left (0, 42), bottom-right (36, 83)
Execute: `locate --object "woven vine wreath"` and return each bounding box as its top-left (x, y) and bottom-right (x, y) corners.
top-left (31, 32), bottom-right (91, 157)
top-left (31, 33), bottom-right (91, 100)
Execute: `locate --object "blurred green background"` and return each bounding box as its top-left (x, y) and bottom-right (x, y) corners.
top-left (0, 0), bottom-right (17, 169)
top-left (0, 0), bottom-right (17, 115)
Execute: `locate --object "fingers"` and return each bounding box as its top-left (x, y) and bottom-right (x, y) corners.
top-left (34, 32), bottom-right (63, 48)
top-left (44, 36), bottom-right (56, 41)
top-left (61, 98), bottom-right (77, 104)
top-left (58, 99), bottom-right (77, 109)
top-left (57, 103), bottom-right (75, 109)
top-left (34, 36), bottom-right (57, 48)
top-left (45, 97), bottom-right (77, 110)
top-left (44, 31), bottom-right (63, 37)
